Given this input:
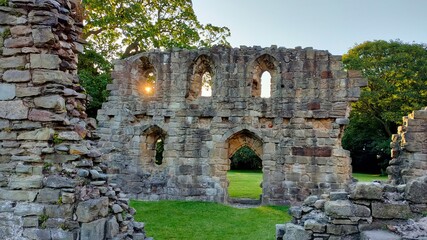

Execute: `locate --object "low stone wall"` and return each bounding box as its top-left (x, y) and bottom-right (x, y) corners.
top-left (277, 176), bottom-right (427, 240)
top-left (388, 107), bottom-right (427, 184)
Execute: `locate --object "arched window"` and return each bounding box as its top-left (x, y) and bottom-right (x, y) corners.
top-left (136, 57), bottom-right (156, 97)
top-left (187, 55), bottom-right (214, 100)
top-left (141, 126), bottom-right (166, 166)
top-left (251, 54), bottom-right (276, 98)
top-left (155, 138), bottom-right (164, 165)
top-left (260, 71), bottom-right (271, 98)
top-left (201, 72), bottom-right (212, 97)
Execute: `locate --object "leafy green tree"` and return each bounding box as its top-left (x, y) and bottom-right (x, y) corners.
top-left (79, 0), bottom-right (230, 117)
top-left (82, 0), bottom-right (230, 59)
top-left (230, 146), bottom-right (262, 170)
top-left (342, 40), bottom-right (427, 173)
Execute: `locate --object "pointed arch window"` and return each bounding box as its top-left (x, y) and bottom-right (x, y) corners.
top-left (187, 55), bottom-right (214, 100)
top-left (260, 71), bottom-right (271, 98)
top-left (251, 54), bottom-right (276, 98)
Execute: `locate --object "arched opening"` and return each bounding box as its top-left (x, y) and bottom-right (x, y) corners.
top-left (155, 138), bottom-right (164, 165)
top-left (201, 72), bottom-right (212, 97)
top-left (187, 55), bottom-right (214, 100)
top-left (251, 54), bottom-right (276, 98)
top-left (226, 130), bottom-right (263, 204)
top-left (141, 126), bottom-right (166, 167)
top-left (136, 57), bottom-right (156, 97)
top-left (260, 71), bottom-right (271, 98)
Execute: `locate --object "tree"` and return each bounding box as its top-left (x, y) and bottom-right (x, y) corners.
top-left (82, 0), bottom-right (230, 59)
top-left (230, 146), bottom-right (262, 170)
top-left (342, 40), bottom-right (427, 173)
top-left (79, 0), bottom-right (230, 117)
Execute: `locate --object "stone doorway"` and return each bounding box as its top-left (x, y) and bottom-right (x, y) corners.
top-left (225, 129), bottom-right (264, 205)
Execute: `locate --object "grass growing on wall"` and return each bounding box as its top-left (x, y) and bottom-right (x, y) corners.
top-left (227, 170), bottom-right (262, 199)
top-left (131, 200), bottom-right (290, 240)
top-left (352, 173), bottom-right (389, 182)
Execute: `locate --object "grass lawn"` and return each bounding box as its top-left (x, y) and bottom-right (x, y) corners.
top-left (131, 200), bottom-right (290, 240)
top-left (227, 170), bottom-right (262, 199)
top-left (352, 173), bottom-right (389, 182)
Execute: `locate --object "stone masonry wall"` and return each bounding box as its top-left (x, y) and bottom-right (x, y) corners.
top-left (388, 107), bottom-right (427, 184)
top-left (0, 0), bottom-right (147, 239)
top-left (97, 46), bottom-right (368, 204)
top-left (277, 176), bottom-right (427, 240)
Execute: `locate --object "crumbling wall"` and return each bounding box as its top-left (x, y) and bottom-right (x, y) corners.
top-left (388, 107), bottom-right (427, 184)
top-left (0, 0), bottom-right (147, 239)
top-left (277, 176), bottom-right (427, 240)
top-left (97, 46), bottom-right (367, 204)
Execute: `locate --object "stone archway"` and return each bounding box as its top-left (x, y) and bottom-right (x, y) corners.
top-left (225, 129), bottom-right (264, 202)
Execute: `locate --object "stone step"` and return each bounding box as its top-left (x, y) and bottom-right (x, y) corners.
top-left (228, 198), bottom-right (261, 205)
top-left (360, 230), bottom-right (402, 240)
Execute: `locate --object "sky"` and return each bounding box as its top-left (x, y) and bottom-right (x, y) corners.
top-left (193, 0), bottom-right (427, 55)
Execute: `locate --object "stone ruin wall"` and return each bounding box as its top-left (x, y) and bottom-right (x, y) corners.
top-left (0, 0), bottom-right (148, 239)
top-left (276, 108), bottom-right (427, 240)
top-left (388, 107), bottom-right (427, 184)
top-left (97, 46), bottom-right (368, 205)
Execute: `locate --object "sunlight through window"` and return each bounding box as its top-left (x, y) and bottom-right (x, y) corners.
top-left (201, 72), bottom-right (212, 97)
top-left (260, 71), bottom-right (271, 98)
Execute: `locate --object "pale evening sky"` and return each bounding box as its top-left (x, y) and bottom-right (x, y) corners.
top-left (193, 0), bottom-right (427, 55)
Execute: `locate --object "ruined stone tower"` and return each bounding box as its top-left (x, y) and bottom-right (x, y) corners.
top-left (97, 46), bottom-right (367, 204)
top-left (0, 0), bottom-right (147, 239)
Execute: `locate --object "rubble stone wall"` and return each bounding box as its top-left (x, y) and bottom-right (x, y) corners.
top-left (97, 46), bottom-right (367, 204)
top-left (388, 107), bottom-right (427, 184)
top-left (277, 176), bottom-right (427, 240)
top-left (0, 0), bottom-right (147, 239)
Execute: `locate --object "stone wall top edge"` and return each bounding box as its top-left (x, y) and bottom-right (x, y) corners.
top-left (117, 45), bottom-right (338, 63)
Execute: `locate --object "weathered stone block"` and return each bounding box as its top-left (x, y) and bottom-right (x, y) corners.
top-left (34, 95), bottom-right (66, 112)
top-left (32, 27), bottom-right (55, 46)
top-left (0, 100), bottom-right (28, 119)
top-left (43, 175), bottom-right (77, 188)
top-left (30, 54), bottom-right (61, 69)
top-left (2, 70), bottom-right (31, 82)
top-left (76, 197), bottom-right (109, 223)
top-left (324, 200), bottom-right (370, 218)
top-left (80, 218), bottom-right (107, 240)
top-left (106, 216), bottom-right (120, 239)
top-left (45, 204), bottom-right (73, 218)
top-left (327, 224), bottom-right (359, 235)
top-left (8, 175), bottom-right (43, 190)
top-left (405, 176), bottom-right (427, 203)
top-left (4, 36), bottom-right (33, 48)
top-left (28, 109), bottom-right (65, 122)
top-left (36, 188), bottom-right (60, 203)
top-left (371, 202), bottom-right (412, 219)
top-left (350, 183), bottom-right (383, 200)
top-left (16, 86), bottom-right (42, 97)
top-left (17, 128), bottom-right (54, 141)
top-left (304, 219), bottom-right (326, 233)
top-left (360, 230), bottom-right (401, 240)
top-left (0, 189), bottom-right (38, 201)
top-left (14, 203), bottom-right (44, 216)
top-left (0, 84), bottom-right (16, 100)
top-left (0, 56), bottom-right (26, 69)
top-left (283, 223), bottom-right (312, 240)
top-left (292, 147), bottom-right (332, 157)
top-left (29, 10), bottom-right (58, 25)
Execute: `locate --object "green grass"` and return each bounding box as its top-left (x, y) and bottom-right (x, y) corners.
top-left (352, 173), bottom-right (388, 182)
top-left (227, 170), bottom-right (262, 199)
top-left (131, 200), bottom-right (290, 240)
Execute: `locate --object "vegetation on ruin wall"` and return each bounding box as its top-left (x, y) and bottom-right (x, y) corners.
top-left (131, 200), bottom-right (290, 240)
top-left (342, 40), bottom-right (427, 173)
top-left (78, 0), bottom-right (230, 116)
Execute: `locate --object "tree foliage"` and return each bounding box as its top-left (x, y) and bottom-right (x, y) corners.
top-left (78, 0), bottom-right (230, 117)
top-left (82, 0), bottom-right (231, 59)
top-left (342, 40), bottom-right (427, 172)
top-left (230, 146), bottom-right (262, 170)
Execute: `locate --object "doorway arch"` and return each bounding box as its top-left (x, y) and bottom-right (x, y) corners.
top-left (225, 129), bottom-right (264, 203)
